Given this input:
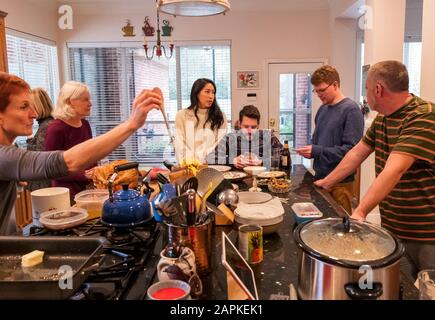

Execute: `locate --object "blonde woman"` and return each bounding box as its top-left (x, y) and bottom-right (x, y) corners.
top-left (26, 88), bottom-right (55, 191)
top-left (44, 81), bottom-right (95, 200)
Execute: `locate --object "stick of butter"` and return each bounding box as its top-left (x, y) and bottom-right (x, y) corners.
top-left (21, 250), bottom-right (45, 267)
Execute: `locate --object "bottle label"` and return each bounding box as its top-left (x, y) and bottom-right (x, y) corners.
top-left (281, 156), bottom-right (288, 167)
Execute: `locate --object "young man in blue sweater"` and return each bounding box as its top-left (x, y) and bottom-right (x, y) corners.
top-left (296, 65), bottom-right (364, 214)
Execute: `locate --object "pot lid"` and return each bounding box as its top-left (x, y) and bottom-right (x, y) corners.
top-left (299, 218), bottom-right (396, 262)
top-left (114, 184), bottom-right (140, 201)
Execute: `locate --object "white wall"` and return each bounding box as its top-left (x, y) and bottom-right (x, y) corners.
top-left (57, 7), bottom-right (332, 125)
top-left (420, 0), bottom-right (435, 102)
top-left (0, 0), bottom-right (58, 41)
top-left (329, 18), bottom-right (358, 100)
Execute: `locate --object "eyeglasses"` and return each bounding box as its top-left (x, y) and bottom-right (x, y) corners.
top-left (312, 82), bottom-right (334, 95)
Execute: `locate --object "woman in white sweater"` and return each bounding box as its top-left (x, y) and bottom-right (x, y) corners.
top-left (174, 78), bottom-right (227, 164)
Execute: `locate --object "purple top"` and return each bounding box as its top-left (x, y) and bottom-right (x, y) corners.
top-left (44, 119), bottom-right (94, 201)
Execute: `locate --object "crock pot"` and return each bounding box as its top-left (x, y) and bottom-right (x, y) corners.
top-left (293, 217), bottom-right (404, 300)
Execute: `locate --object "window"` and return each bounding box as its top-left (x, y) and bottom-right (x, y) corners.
top-left (68, 43), bottom-right (231, 166)
top-left (278, 73), bottom-right (312, 148)
top-left (7, 32), bottom-right (59, 104)
top-left (403, 42), bottom-right (421, 96)
top-left (6, 31), bottom-right (60, 146)
top-left (356, 31), bottom-right (365, 103)
top-left (356, 39), bottom-right (422, 99)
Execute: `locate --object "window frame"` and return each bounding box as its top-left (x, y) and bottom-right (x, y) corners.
top-left (67, 40), bottom-right (232, 166)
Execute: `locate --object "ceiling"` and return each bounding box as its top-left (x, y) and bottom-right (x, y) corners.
top-left (28, 0), bottom-right (330, 14)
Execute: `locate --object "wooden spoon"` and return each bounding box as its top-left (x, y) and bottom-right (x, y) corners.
top-left (153, 87), bottom-right (174, 145)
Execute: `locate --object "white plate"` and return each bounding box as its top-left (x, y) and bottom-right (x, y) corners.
top-left (257, 171), bottom-right (286, 179)
top-left (223, 171), bottom-right (248, 181)
top-left (237, 191), bottom-right (273, 204)
top-left (40, 208), bottom-right (88, 230)
top-left (235, 198), bottom-right (285, 226)
top-left (208, 165), bottom-right (232, 172)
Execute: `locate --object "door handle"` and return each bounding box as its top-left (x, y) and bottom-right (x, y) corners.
top-left (269, 118), bottom-right (276, 129)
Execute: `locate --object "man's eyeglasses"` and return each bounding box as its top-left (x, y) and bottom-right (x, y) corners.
top-left (312, 82), bottom-right (334, 95)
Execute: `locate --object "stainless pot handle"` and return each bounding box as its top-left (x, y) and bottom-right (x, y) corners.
top-left (344, 282), bottom-right (383, 300)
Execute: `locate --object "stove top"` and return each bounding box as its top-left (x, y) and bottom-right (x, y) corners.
top-left (27, 220), bottom-right (162, 300)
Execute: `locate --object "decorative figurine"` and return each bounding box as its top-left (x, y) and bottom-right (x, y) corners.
top-left (122, 19), bottom-right (135, 37)
top-left (161, 20), bottom-right (173, 37)
top-left (142, 16), bottom-right (155, 37)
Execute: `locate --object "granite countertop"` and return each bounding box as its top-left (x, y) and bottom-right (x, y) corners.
top-left (183, 164), bottom-right (419, 300)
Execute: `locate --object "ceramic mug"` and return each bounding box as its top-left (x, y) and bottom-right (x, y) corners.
top-left (157, 246), bottom-right (196, 282)
top-left (31, 187), bottom-right (70, 226)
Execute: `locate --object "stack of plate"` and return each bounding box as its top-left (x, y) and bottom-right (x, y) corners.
top-left (234, 196), bottom-right (284, 234)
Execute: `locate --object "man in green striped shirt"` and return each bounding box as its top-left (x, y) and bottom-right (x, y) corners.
top-left (315, 60), bottom-right (435, 280)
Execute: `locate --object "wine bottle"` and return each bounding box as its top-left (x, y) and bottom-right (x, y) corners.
top-left (280, 140), bottom-right (291, 170)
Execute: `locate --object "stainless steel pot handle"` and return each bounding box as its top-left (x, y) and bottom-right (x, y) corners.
top-left (344, 282), bottom-right (383, 300)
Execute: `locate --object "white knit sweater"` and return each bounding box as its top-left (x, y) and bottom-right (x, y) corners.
top-left (174, 107), bottom-right (227, 164)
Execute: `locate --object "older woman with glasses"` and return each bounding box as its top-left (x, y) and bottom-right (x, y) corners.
top-left (44, 81), bottom-right (96, 201)
top-left (0, 72), bottom-right (162, 234)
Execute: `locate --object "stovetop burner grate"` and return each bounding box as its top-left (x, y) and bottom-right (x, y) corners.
top-left (28, 219), bottom-right (161, 300)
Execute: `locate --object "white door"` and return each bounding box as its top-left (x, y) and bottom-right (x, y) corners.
top-left (268, 61), bottom-right (324, 166)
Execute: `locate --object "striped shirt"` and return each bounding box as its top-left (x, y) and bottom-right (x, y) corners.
top-left (363, 95), bottom-right (435, 242)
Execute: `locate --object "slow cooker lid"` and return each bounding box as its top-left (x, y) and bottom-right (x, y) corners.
top-left (300, 218), bottom-right (396, 262)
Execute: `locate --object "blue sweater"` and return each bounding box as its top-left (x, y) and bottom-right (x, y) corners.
top-left (311, 98), bottom-right (364, 182)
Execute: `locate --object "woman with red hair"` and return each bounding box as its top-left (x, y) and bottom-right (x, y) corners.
top-left (0, 72), bottom-right (163, 234)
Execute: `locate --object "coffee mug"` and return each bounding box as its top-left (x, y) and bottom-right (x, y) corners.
top-left (31, 187), bottom-right (70, 226)
top-left (157, 247), bottom-right (196, 282)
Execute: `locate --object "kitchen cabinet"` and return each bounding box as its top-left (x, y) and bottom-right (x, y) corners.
top-left (0, 11), bottom-right (8, 73)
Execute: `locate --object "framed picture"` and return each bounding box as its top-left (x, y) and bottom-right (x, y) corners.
top-left (237, 71), bottom-right (260, 89)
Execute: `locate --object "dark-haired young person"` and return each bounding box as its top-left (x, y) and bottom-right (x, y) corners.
top-left (207, 105), bottom-right (282, 169)
top-left (174, 78), bottom-right (227, 164)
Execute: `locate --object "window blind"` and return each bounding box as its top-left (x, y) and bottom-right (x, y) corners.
top-left (68, 44), bottom-right (231, 167)
top-left (6, 33), bottom-right (59, 103)
top-left (6, 32), bottom-right (59, 147)
top-left (403, 42), bottom-right (421, 96)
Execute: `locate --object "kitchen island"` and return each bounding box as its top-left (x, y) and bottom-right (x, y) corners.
top-left (148, 164), bottom-right (419, 300)
top-left (17, 165), bottom-right (418, 300)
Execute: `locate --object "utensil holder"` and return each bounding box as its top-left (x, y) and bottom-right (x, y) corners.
top-left (164, 215), bottom-right (214, 276)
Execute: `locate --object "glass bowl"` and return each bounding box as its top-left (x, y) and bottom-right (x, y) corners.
top-left (268, 179), bottom-right (292, 194)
